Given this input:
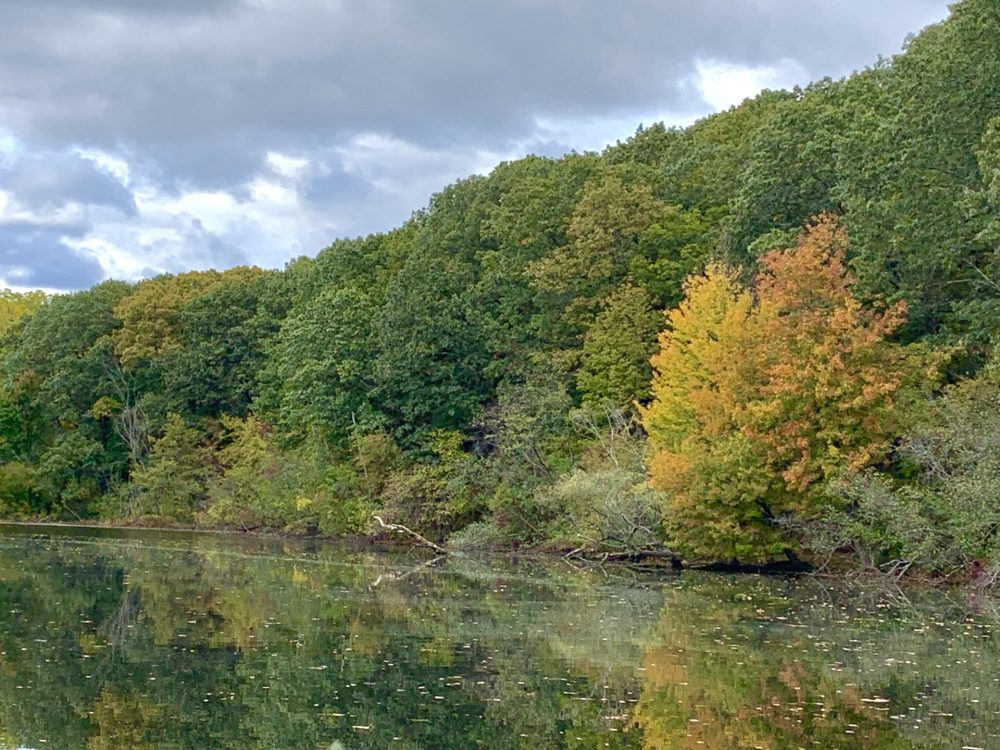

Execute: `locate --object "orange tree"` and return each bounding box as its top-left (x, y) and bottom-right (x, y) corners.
top-left (746, 215), bottom-right (924, 498)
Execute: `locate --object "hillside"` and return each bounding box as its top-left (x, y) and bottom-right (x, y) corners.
top-left (2, 0), bottom-right (999, 574)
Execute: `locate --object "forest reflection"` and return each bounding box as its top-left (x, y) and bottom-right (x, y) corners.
top-left (0, 528), bottom-right (996, 749)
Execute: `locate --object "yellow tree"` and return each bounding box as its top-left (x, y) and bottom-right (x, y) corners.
top-left (640, 264), bottom-right (788, 560)
top-left (641, 264), bottom-right (752, 451)
top-left (0, 289), bottom-right (47, 338)
top-left (112, 267), bottom-right (262, 367)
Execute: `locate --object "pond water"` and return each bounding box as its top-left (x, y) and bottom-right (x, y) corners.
top-left (0, 525), bottom-right (997, 749)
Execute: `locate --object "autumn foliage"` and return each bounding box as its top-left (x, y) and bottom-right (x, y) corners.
top-left (642, 215), bottom-right (928, 560)
top-left (747, 215), bottom-right (915, 493)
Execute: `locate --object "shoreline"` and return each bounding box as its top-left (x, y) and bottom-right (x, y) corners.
top-left (0, 518), bottom-right (846, 579)
top-left (0, 519), bottom-right (980, 589)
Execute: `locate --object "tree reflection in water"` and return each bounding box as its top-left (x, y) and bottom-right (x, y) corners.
top-left (0, 528), bottom-right (996, 749)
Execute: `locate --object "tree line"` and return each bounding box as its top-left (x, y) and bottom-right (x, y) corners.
top-left (2, 0), bottom-right (1000, 575)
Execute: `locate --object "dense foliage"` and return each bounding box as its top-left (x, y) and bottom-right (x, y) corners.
top-left (2, 0), bottom-right (1000, 573)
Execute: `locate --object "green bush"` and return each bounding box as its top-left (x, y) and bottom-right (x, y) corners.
top-left (539, 466), bottom-right (662, 552)
top-left (447, 521), bottom-right (509, 551)
top-left (806, 366), bottom-right (1000, 577)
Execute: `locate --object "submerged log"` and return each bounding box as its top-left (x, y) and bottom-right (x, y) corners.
top-left (563, 545), bottom-right (683, 569)
top-left (692, 558), bottom-right (815, 574)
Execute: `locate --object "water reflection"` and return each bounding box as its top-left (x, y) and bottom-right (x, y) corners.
top-left (0, 526), bottom-right (997, 749)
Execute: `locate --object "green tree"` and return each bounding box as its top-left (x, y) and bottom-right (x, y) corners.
top-left (838, 0), bottom-right (1000, 339)
top-left (474, 154), bottom-right (602, 373)
top-left (659, 89), bottom-right (793, 214)
top-left (165, 270), bottom-right (291, 418)
top-left (260, 286), bottom-right (379, 444)
top-left (375, 249), bottom-right (491, 441)
top-left (527, 175), bottom-right (667, 336)
top-left (577, 283), bottom-right (661, 409)
top-left (112, 268), bottom-right (263, 368)
top-left (630, 205), bottom-right (715, 309)
top-left (728, 80), bottom-right (843, 256)
top-left (1, 282), bottom-right (132, 514)
top-left (121, 415), bottom-right (214, 521)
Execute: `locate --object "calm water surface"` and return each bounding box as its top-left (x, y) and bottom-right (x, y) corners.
top-left (0, 525), bottom-right (997, 749)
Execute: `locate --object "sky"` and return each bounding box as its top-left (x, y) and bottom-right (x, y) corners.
top-left (0, 0), bottom-right (952, 292)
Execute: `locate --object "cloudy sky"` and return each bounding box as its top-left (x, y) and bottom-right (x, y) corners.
top-left (0, 0), bottom-right (951, 291)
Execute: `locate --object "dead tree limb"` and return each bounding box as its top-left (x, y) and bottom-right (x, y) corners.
top-left (372, 515), bottom-right (448, 555)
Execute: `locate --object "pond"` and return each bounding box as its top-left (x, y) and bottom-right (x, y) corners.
top-left (0, 524), bottom-right (996, 749)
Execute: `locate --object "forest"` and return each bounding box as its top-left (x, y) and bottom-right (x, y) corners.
top-left (1, 0), bottom-right (999, 578)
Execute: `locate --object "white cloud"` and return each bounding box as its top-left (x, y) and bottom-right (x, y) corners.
top-left (0, 133), bottom-right (18, 166)
top-left (73, 147), bottom-right (131, 186)
top-left (0, 194), bottom-right (87, 228)
top-left (266, 151), bottom-right (310, 179)
top-left (694, 59), bottom-right (809, 111)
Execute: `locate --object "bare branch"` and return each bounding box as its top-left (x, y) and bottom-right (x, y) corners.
top-left (372, 514), bottom-right (448, 555)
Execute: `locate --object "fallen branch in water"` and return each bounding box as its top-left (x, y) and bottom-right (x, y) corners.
top-left (372, 515), bottom-right (448, 555)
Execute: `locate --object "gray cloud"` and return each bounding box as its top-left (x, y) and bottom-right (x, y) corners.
top-left (301, 163), bottom-right (373, 207)
top-left (0, 222), bottom-right (105, 289)
top-left (0, 0), bottom-right (948, 186)
top-left (185, 218), bottom-right (248, 269)
top-left (0, 151), bottom-right (136, 214)
top-left (10, 0), bottom-right (239, 16)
